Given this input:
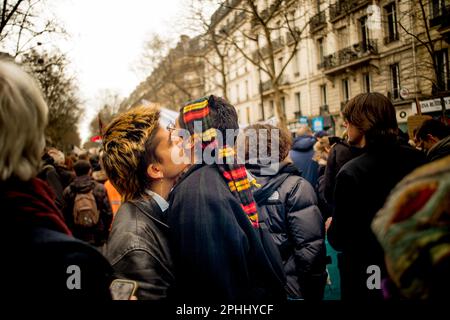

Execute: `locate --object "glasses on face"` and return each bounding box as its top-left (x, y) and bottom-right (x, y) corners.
top-left (166, 121), bottom-right (176, 133)
top-left (166, 121), bottom-right (184, 145)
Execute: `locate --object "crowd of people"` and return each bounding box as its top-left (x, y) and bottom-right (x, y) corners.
top-left (2, 57), bottom-right (450, 301)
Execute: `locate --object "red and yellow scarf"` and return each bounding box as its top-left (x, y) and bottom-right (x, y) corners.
top-left (180, 96), bottom-right (259, 228)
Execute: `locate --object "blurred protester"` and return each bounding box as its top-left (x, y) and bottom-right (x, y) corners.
top-left (327, 92), bottom-right (425, 300)
top-left (168, 95), bottom-right (286, 302)
top-left (65, 153), bottom-right (75, 172)
top-left (289, 126), bottom-right (319, 186)
top-left (101, 106), bottom-right (186, 300)
top-left (104, 179), bottom-right (122, 219)
top-left (0, 58), bottom-right (112, 299)
top-left (313, 136), bottom-right (331, 186)
top-left (89, 154), bottom-right (108, 184)
top-left (415, 119), bottom-right (450, 162)
top-left (372, 155), bottom-right (450, 300)
top-left (38, 148), bottom-right (65, 209)
top-left (321, 134), bottom-right (366, 216)
top-left (63, 160), bottom-right (112, 247)
top-left (245, 124), bottom-right (327, 300)
top-left (48, 147), bottom-right (75, 189)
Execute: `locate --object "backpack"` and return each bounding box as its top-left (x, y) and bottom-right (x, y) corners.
top-left (73, 190), bottom-right (99, 228)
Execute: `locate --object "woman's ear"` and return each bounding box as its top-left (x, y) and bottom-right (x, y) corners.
top-left (147, 163), bottom-right (164, 179)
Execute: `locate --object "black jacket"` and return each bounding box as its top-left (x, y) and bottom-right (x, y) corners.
top-left (63, 175), bottom-right (113, 245)
top-left (427, 135), bottom-right (450, 162)
top-left (168, 164), bottom-right (286, 303)
top-left (322, 138), bottom-right (366, 207)
top-left (328, 144), bottom-right (425, 300)
top-left (249, 162), bottom-right (327, 300)
top-left (104, 197), bottom-right (174, 300)
top-left (9, 227), bottom-right (113, 300)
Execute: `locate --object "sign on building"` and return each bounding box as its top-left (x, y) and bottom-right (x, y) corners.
top-left (412, 97), bottom-right (450, 114)
top-left (312, 116), bottom-right (324, 132)
top-left (299, 116), bottom-right (308, 125)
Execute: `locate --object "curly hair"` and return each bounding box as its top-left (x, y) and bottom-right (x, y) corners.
top-left (101, 106), bottom-right (161, 201)
top-left (244, 123), bottom-right (292, 163)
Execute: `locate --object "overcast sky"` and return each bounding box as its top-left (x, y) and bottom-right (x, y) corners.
top-left (49, 0), bottom-right (197, 143)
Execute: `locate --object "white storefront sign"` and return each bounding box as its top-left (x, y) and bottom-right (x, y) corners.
top-left (412, 97), bottom-right (450, 114)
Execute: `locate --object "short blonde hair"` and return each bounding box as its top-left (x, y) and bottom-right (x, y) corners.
top-left (48, 148), bottom-right (65, 166)
top-left (101, 106), bottom-right (161, 201)
top-left (0, 59), bottom-right (48, 181)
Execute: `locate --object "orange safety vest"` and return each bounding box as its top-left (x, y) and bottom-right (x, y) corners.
top-left (104, 180), bottom-right (122, 221)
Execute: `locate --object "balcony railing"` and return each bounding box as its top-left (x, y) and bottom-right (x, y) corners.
top-left (294, 111), bottom-right (302, 118)
top-left (272, 36), bottom-right (285, 51)
top-left (430, 5), bottom-right (450, 27)
top-left (252, 36), bottom-right (285, 60)
top-left (286, 28), bottom-right (301, 44)
top-left (310, 11), bottom-right (326, 32)
top-left (329, 0), bottom-right (370, 22)
top-left (318, 39), bottom-right (378, 70)
top-left (261, 75), bottom-right (290, 92)
top-left (320, 104), bottom-right (329, 115)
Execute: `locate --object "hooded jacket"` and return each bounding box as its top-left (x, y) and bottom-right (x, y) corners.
top-left (63, 175), bottom-right (113, 245)
top-left (289, 135), bottom-right (319, 186)
top-left (249, 162), bottom-right (327, 300)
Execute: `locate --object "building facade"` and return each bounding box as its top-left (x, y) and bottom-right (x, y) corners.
top-left (204, 0), bottom-right (450, 135)
top-left (124, 0), bottom-right (450, 135)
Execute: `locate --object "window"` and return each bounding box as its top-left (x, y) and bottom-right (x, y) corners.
top-left (320, 84), bottom-right (327, 106)
top-left (435, 49), bottom-right (450, 91)
top-left (246, 107), bottom-right (251, 124)
top-left (281, 97), bottom-right (286, 116)
top-left (342, 78), bottom-right (350, 102)
top-left (384, 3), bottom-right (398, 43)
top-left (360, 16), bottom-right (369, 51)
top-left (390, 63), bottom-right (401, 100)
top-left (317, 38), bottom-right (324, 66)
top-left (245, 80), bottom-right (249, 100)
top-left (293, 50), bottom-right (300, 76)
top-left (278, 57), bottom-right (283, 74)
top-left (295, 92), bottom-right (302, 115)
top-left (337, 27), bottom-right (349, 50)
top-left (431, 0), bottom-right (448, 18)
top-left (363, 73), bottom-right (371, 93)
top-left (236, 84), bottom-right (240, 102)
top-left (269, 100), bottom-right (274, 117)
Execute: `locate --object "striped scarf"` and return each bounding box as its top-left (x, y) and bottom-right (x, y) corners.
top-left (180, 96), bottom-right (259, 228)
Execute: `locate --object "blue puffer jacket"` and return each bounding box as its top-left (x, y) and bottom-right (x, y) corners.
top-left (289, 135), bottom-right (319, 187)
top-left (249, 162), bottom-right (327, 300)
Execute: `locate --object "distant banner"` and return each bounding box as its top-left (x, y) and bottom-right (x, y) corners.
top-left (412, 97), bottom-right (450, 114)
top-left (91, 135), bottom-right (102, 143)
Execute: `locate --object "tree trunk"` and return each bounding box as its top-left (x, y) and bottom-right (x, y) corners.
top-left (273, 85), bottom-right (287, 129)
top-left (221, 56), bottom-right (228, 100)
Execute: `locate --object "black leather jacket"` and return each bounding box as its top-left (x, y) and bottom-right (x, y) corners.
top-left (104, 197), bottom-right (174, 300)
